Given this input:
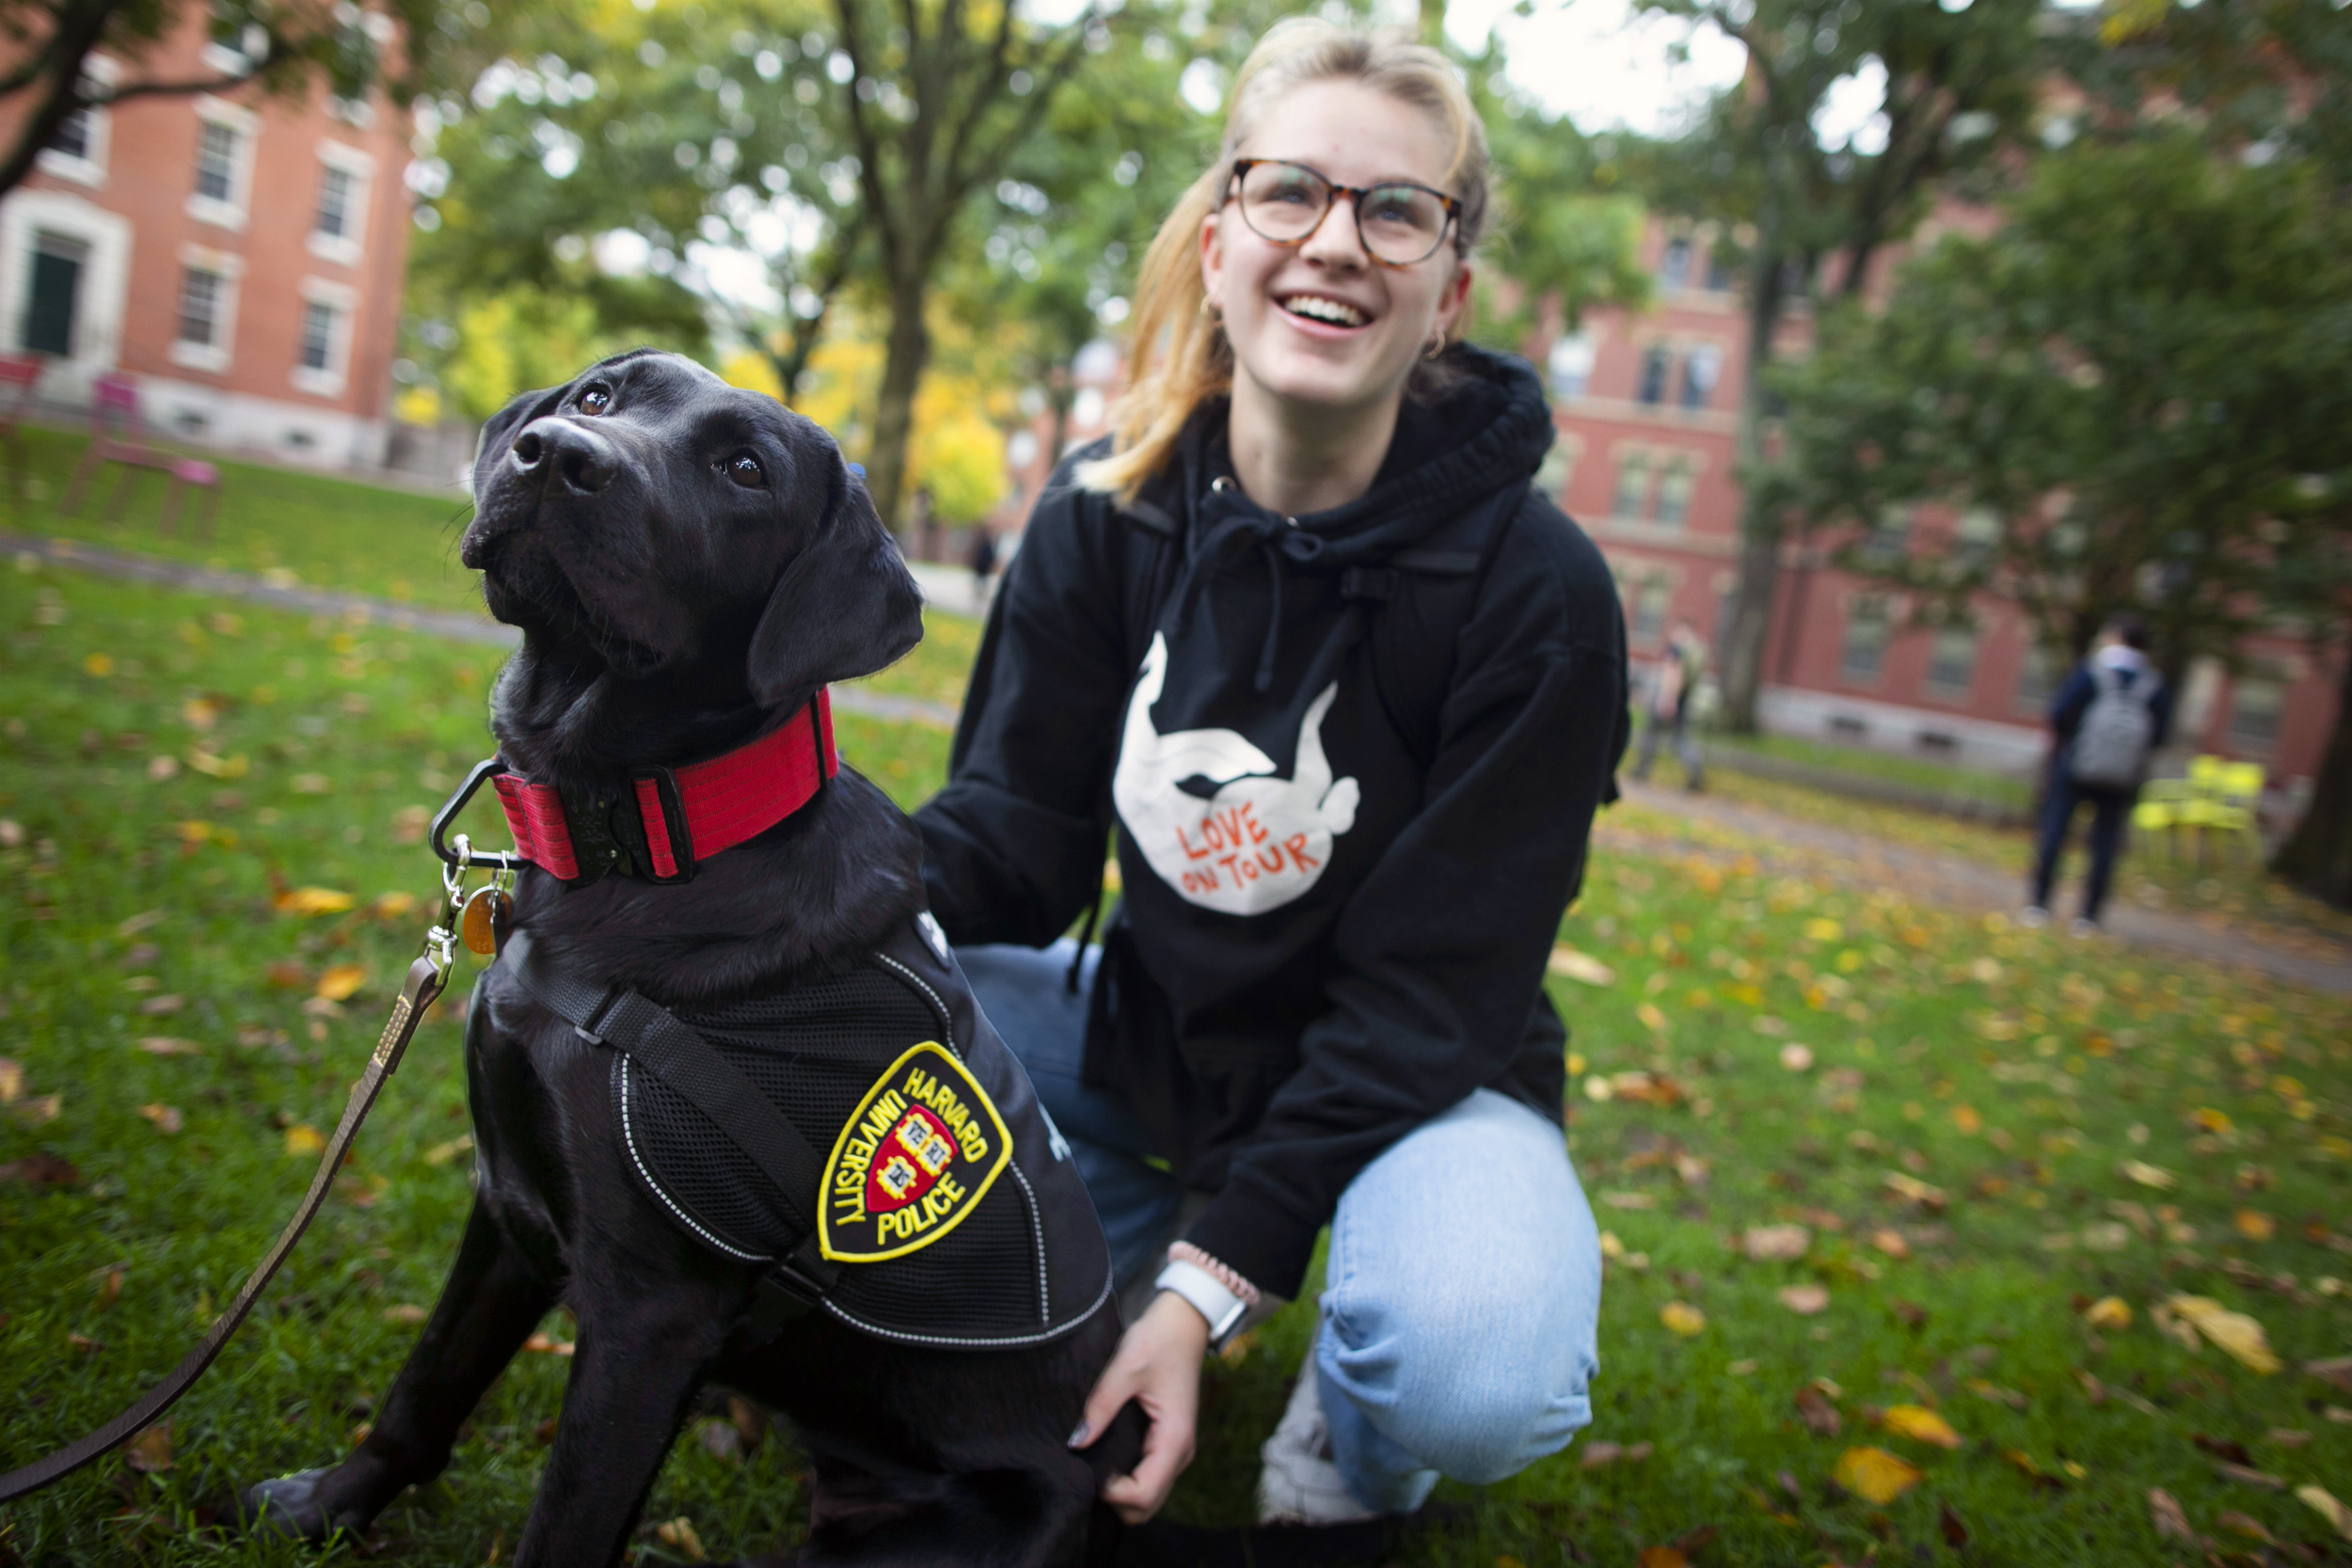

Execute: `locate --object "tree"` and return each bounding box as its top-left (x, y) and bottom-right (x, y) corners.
top-left (823, 0), bottom-right (1124, 532)
top-left (1461, 56), bottom-right (1651, 360)
top-left (1762, 133), bottom-right (2352, 779)
top-left (1637, 0), bottom-right (2045, 731)
top-left (0, 0), bottom-right (501, 201)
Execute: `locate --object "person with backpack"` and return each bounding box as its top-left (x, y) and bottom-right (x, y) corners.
top-left (1630, 617), bottom-right (1708, 791)
top-left (2025, 611), bottom-right (2173, 935)
top-left (913, 20), bottom-right (1627, 1538)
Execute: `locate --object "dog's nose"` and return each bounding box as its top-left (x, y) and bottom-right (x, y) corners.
top-left (509, 417), bottom-right (614, 496)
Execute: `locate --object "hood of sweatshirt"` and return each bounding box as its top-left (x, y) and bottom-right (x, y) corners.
top-left (1125, 345), bottom-right (1557, 696)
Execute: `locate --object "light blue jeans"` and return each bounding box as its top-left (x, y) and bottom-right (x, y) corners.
top-left (961, 940), bottom-right (1602, 1513)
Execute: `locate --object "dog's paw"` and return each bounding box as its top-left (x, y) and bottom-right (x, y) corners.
top-left (235, 1467), bottom-right (369, 1542)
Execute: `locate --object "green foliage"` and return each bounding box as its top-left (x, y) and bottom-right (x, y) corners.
top-left (1763, 132), bottom-right (2352, 667)
top-left (1463, 58), bottom-right (1651, 356)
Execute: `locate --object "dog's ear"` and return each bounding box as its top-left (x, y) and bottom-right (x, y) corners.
top-left (746, 465), bottom-right (925, 708)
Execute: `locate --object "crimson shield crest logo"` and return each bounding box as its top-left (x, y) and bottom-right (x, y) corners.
top-left (818, 1042), bottom-right (1012, 1262)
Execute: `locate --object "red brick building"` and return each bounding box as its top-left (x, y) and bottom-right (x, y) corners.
top-left (0, 15), bottom-right (411, 467)
top-left (1554, 219), bottom-right (2340, 814)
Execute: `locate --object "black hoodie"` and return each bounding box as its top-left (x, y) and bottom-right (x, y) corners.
top-left (915, 347), bottom-right (1628, 1298)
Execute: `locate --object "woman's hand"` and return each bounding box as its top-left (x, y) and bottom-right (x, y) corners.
top-left (1072, 1289), bottom-right (1210, 1523)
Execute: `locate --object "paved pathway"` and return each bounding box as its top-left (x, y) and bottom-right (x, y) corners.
top-left (1607, 780), bottom-right (2352, 997)
top-left (3, 530), bottom-right (961, 729)
top-left (15, 531), bottom-right (2345, 995)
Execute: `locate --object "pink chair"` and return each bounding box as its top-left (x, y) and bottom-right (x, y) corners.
top-left (62, 374), bottom-right (219, 538)
top-left (0, 354), bottom-right (41, 507)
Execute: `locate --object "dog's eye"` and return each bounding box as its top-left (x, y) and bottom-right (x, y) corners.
top-left (723, 451), bottom-right (766, 489)
top-left (579, 384), bottom-right (612, 415)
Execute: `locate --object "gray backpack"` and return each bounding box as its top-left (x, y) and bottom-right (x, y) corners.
top-left (2071, 665), bottom-right (2159, 788)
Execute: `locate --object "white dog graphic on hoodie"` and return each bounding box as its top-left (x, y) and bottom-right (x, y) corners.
top-left (1111, 633), bottom-right (1359, 916)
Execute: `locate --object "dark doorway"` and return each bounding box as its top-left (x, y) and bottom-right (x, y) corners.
top-left (23, 231), bottom-right (87, 357)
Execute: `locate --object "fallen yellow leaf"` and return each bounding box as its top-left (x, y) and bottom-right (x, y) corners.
top-left (2233, 1209), bottom-right (2276, 1242)
top-left (1778, 1042), bottom-right (1815, 1071)
top-left (275, 886), bottom-right (355, 916)
top-left (2149, 1487), bottom-right (2194, 1541)
top-left (1868, 1227), bottom-right (1912, 1259)
top-left (0, 1057), bottom-right (19, 1102)
top-left (1832, 1446), bottom-right (1922, 1504)
top-left (1804, 918), bottom-right (1843, 942)
top-left (283, 1124), bottom-right (326, 1157)
top-left (1950, 1104), bottom-right (1982, 1135)
top-left (136, 1103), bottom-right (183, 1134)
top-left (313, 964), bottom-right (367, 1002)
top-left (2083, 1296), bottom-right (2132, 1331)
top-left (2296, 1484), bottom-right (2352, 1542)
top-left (1883, 1404), bottom-right (1963, 1449)
top-left (2121, 1161), bottom-right (2176, 1190)
top-left (1637, 1550), bottom-right (1688, 1568)
top-left (1743, 1223), bottom-right (1811, 1261)
top-left (1547, 946), bottom-right (1615, 986)
top-left (124, 1422), bottom-right (173, 1472)
top-left (655, 1517), bottom-right (706, 1561)
top-left (134, 1036), bottom-right (200, 1056)
top-left (1636, 1001), bottom-right (1670, 1034)
top-left (1660, 1301), bottom-right (1707, 1337)
top-left (1778, 1284), bottom-right (1830, 1315)
top-left (2167, 1295), bottom-right (2280, 1373)
top-left (384, 1304), bottom-right (430, 1324)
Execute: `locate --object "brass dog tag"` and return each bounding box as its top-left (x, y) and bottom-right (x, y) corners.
top-left (461, 887), bottom-right (513, 956)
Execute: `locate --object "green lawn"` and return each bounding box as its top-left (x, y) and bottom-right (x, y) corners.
top-left (1694, 724), bottom-right (2036, 817)
top-left (6, 559), bottom-right (2350, 1566)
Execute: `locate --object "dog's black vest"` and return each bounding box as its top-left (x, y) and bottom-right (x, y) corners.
top-left (501, 919), bottom-right (1113, 1350)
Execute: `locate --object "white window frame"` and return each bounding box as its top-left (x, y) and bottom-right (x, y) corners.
top-left (37, 54), bottom-right (117, 188)
top-left (307, 139), bottom-right (374, 266)
top-left (168, 245), bottom-right (244, 372)
top-left (186, 97), bottom-right (261, 232)
top-left (291, 277), bottom-right (358, 396)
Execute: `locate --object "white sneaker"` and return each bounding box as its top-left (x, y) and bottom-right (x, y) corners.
top-left (2018, 905), bottom-right (2050, 929)
top-left (1257, 1363), bottom-right (1383, 1526)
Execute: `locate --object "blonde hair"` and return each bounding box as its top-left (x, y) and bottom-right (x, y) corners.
top-left (1077, 19), bottom-right (1492, 501)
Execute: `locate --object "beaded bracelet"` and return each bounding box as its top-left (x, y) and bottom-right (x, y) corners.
top-left (1168, 1240), bottom-right (1262, 1308)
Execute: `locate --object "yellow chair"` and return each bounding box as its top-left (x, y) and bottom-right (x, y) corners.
top-left (2133, 777), bottom-right (2191, 854)
top-left (2178, 756), bottom-right (2265, 863)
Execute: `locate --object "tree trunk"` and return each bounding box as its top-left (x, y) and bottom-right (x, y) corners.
top-left (1717, 234), bottom-right (1791, 735)
top-left (2271, 642), bottom-right (2352, 910)
top-left (864, 267), bottom-right (931, 537)
top-left (0, 0), bottom-right (123, 201)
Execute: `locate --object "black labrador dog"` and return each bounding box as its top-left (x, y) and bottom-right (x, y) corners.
top-left (238, 351), bottom-right (1139, 1566)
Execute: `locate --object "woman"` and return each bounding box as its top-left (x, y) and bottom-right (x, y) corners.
top-left (914, 19), bottom-right (1626, 1529)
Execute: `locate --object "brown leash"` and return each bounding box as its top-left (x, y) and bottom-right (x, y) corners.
top-left (0, 862), bottom-right (476, 1505)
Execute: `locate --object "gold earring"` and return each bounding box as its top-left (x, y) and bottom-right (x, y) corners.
top-left (1422, 332), bottom-right (1446, 360)
top-left (1200, 296), bottom-right (1223, 322)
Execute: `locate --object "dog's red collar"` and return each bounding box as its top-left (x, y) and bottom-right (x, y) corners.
top-left (488, 690), bottom-right (837, 884)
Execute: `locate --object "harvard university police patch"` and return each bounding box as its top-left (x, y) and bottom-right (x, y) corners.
top-left (818, 1042), bottom-right (1013, 1263)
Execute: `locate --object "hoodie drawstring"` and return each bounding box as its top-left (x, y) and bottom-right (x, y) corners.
top-left (1196, 483), bottom-right (1327, 692)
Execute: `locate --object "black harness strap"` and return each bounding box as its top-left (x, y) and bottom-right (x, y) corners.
top-left (502, 930), bottom-right (840, 1312)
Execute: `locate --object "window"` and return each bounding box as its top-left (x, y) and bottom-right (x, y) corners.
top-left (2226, 668), bottom-right (2285, 752)
top-left (22, 230), bottom-right (87, 356)
top-left (1863, 504), bottom-right (1913, 566)
top-left (1534, 439), bottom-right (1576, 501)
top-left (1613, 451), bottom-right (1652, 518)
top-left (1631, 576), bottom-right (1672, 644)
top-left (1636, 344), bottom-right (1670, 405)
top-left (1926, 625), bottom-right (1979, 697)
top-left (1659, 237), bottom-right (1692, 290)
top-left (1704, 245), bottom-right (1734, 293)
top-left (314, 165), bottom-right (357, 239)
top-left (1954, 507), bottom-right (2000, 570)
top-left (1679, 345), bottom-right (1721, 410)
top-left (297, 299), bottom-right (337, 372)
top-left (49, 111), bottom-right (92, 161)
top-left (1548, 330), bottom-right (1596, 401)
top-left (2015, 644), bottom-right (2056, 711)
top-left (1840, 596), bottom-right (1890, 684)
top-left (1655, 455), bottom-right (1694, 529)
top-left (177, 266), bottom-right (225, 346)
top-left (195, 119), bottom-right (238, 201)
